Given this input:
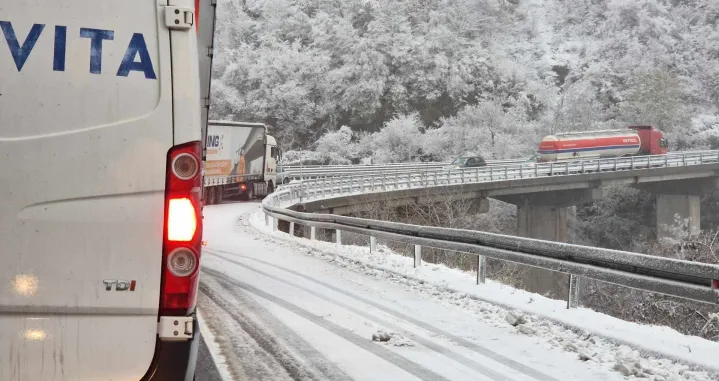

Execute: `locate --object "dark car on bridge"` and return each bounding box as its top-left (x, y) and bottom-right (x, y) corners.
top-left (444, 156), bottom-right (487, 170)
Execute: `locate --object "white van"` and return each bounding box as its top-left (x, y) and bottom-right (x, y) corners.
top-left (0, 0), bottom-right (216, 380)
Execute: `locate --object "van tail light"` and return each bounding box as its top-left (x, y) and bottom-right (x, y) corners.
top-left (161, 141), bottom-right (203, 316)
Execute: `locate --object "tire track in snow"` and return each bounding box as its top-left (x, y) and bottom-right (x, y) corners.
top-left (203, 268), bottom-right (454, 381)
top-left (199, 276), bottom-right (355, 381)
top-left (207, 248), bottom-right (558, 381)
top-left (199, 282), bottom-right (309, 381)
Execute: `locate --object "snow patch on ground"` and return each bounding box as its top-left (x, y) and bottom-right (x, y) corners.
top-left (250, 209), bottom-right (719, 381)
top-left (197, 309), bottom-right (235, 381)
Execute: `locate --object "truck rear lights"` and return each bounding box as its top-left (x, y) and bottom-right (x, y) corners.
top-left (167, 248), bottom-right (198, 277)
top-left (240, 184), bottom-right (247, 191)
top-left (172, 153), bottom-right (199, 180)
top-left (167, 198), bottom-right (197, 242)
top-left (161, 141), bottom-right (203, 316)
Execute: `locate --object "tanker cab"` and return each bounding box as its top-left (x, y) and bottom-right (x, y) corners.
top-left (629, 125), bottom-right (668, 155)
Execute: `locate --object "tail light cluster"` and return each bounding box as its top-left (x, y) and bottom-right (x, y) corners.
top-left (161, 141), bottom-right (203, 316)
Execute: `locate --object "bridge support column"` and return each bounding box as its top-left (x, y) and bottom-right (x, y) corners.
top-left (656, 194), bottom-right (700, 238)
top-left (517, 206), bottom-right (567, 242)
top-left (635, 178), bottom-right (717, 239)
top-left (495, 188), bottom-right (602, 297)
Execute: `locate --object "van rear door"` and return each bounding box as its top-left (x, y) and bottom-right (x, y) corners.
top-left (0, 1), bottom-right (183, 379)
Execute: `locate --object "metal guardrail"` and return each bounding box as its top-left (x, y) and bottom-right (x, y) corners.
top-left (276, 159), bottom-right (527, 179)
top-left (262, 204), bottom-right (719, 305)
top-left (278, 151), bottom-right (719, 199)
top-left (259, 150), bottom-right (719, 307)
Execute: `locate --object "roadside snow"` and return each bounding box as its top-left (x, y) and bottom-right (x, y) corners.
top-left (197, 310), bottom-right (234, 381)
top-left (249, 208), bottom-right (719, 381)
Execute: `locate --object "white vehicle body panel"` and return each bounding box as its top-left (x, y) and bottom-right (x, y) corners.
top-left (0, 0), bottom-right (202, 379)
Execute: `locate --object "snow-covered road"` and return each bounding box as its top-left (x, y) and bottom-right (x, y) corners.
top-left (198, 202), bottom-right (625, 381)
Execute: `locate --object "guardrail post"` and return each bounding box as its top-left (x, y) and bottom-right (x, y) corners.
top-left (336, 229), bottom-right (342, 248)
top-left (289, 222), bottom-right (295, 236)
top-left (370, 236), bottom-right (377, 253)
top-left (490, 167), bottom-right (494, 181)
top-left (265, 214), bottom-right (270, 226)
top-left (567, 274), bottom-right (580, 309)
top-left (310, 226), bottom-right (316, 241)
top-left (272, 217), bottom-right (277, 232)
top-left (414, 245), bottom-right (422, 267)
top-left (504, 166), bottom-right (508, 179)
top-left (476, 255), bottom-right (486, 284)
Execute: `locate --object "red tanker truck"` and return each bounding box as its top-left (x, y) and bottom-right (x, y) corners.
top-left (537, 125), bottom-right (669, 162)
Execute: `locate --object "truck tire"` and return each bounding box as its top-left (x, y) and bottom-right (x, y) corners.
top-left (207, 187), bottom-right (216, 205)
top-left (283, 177), bottom-right (290, 185)
top-left (241, 184), bottom-right (254, 201)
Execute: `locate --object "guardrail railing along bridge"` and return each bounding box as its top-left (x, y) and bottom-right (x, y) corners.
top-left (257, 151), bottom-right (719, 309)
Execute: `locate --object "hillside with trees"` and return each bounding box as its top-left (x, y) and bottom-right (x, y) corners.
top-left (212, 0), bottom-right (719, 162)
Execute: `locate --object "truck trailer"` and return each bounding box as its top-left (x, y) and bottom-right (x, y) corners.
top-left (537, 125), bottom-right (669, 162)
top-left (203, 120), bottom-right (280, 204)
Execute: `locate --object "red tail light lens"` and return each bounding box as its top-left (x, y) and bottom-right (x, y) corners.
top-left (161, 141), bottom-right (203, 316)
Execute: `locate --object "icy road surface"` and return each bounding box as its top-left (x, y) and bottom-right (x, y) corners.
top-left (197, 202), bottom-right (626, 381)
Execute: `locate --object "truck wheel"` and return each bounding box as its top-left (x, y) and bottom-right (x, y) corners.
top-left (241, 184), bottom-right (254, 201)
top-left (208, 187), bottom-right (216, 205)
top-left (283, 177), bottom-right (290, 185)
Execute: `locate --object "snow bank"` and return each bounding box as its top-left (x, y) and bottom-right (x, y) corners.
top-left (249, 209), bottom-right (719, 380)
top-left (197, 309), bottom-right (234, 381)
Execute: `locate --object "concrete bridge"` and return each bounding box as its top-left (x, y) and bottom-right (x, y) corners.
top-left (278, 152), bottom-right (719, 295)
top-left (295, 161), bottom-right (718, 240)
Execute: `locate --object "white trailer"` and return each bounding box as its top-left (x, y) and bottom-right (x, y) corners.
top-left (203, 120), bottom-right (279, 204)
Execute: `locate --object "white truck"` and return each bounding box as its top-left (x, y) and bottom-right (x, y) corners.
top-left (1, 0), bottom-right (216, 380)
top-left (203, 120), bottom-right (280, 204)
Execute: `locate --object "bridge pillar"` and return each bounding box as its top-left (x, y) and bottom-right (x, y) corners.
top-left (494, 188), bottom-right (602, 297)
top-left (635, 178), bottom-right (717, 239)
top-left (656, 194), bottom-right (700, 238)
top-left (517, 206), bottom-right (567, 242)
